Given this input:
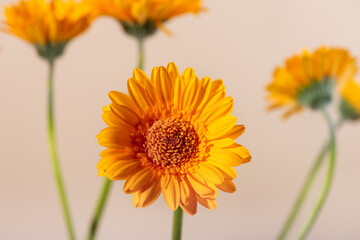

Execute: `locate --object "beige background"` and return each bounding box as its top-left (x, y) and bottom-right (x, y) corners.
top-left (1, 0), bottom-right (360, 239)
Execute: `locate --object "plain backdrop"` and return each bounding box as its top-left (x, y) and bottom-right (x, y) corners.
top-left (1, 0), bottom-right (360, 239)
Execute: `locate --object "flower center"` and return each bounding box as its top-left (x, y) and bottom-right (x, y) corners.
top-left (144, 117), bottom-right (200, 168)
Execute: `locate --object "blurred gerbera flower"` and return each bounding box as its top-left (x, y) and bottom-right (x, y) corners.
top-left (97, 62), bottom-right (251, 215)
top-left (3, 0), bottom-right (95, 59)
top-left (340, 79), bottom-right (360, 121)
top-left (87, 0), bottom-right (204, 38)
top-left (266, 46), bottom-right (357, 118)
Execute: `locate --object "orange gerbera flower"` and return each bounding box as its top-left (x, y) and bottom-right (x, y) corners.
top-left (97, 62), bottom-right (251, 215)
top-left (267, 46), bottom-right (357, 118)
top-left (3, 0), bottom-right (95, 59)
top-left (87, 0), bottom-right (204, 37)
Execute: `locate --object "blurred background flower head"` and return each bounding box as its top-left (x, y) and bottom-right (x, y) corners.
top-left (2, 0), bottom-right (95, 59)
top-left (266, 46), bottom-right (357, 118)
top-left (86, 0), bottom-right (204, 38)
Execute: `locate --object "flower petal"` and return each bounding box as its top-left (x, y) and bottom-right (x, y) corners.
top-left (123, 167), bottom-right (154, 194)
top-left (195, 163), bottom-right (224, 184)
top-left (132, 176), bottom-right (161, 208)
top-left (197, 196), bottom-right (217, 210)
top-left (216, 180), bottom-right (236, 193)
top-left (206, 115), bottom-right (237, 140)
top-left (162, 176), bottom-right (180, 211)
top-left (97, 127), bottom-right (133, 149)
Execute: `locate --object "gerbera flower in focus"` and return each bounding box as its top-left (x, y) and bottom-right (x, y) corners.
top-left (340, 79), bottom-right (360, 121)
top-left (3, 0), bottom-right (95, 60)
top-left (87, 0), bottom-right (204, 38)
top-left (266, 46), bottom-right (357, 118)
top-left (97, 62), bottom-right (251, 215)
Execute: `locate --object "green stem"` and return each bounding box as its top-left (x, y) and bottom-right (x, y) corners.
top-left (277, 117), bottom-right (343, 240)
top-left (47, 58), bottom-right (76, 240)
top-left (277, 141), bottom-right (329, 240)
top-left (297, 108), bottom-right (336, 240)
top-left (137, 37), bottom-right (144, 69)
top-left (172, 207), bottom-right (184, 240)
top-left (86, 179), bottom-right (112, 240)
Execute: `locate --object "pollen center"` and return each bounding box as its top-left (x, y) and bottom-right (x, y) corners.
top-left (144, 117), bottom-right (200, 168)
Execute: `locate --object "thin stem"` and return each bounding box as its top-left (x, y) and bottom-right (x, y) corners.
top-left (277, 141), bottom-right (329, 240)
top-left (47, 58), bottom-right (76, 240)
top-left (137, 37), bottom-right (144, 69)
top-left (86, 179), bottom-right (112, 240)
top-left (277, 117), bottom-right (343, 240)
top-left (297, 108), bottom-right (336, 240)
top-left (172, 207), bottom-right (184, 240)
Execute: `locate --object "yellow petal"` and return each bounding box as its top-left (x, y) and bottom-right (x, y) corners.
top-left (195, 163), bottom-right (224, 184)
top-left (208, 162), bottom-right (237, 180)
top-left (207, 138), bottom-right (235, 148)
top-left (206, 115), bottom-right (237, 139)
top-left (127, 78), bottom-right (152, 111)
top-left (181, 67), bottom-right (195, 79)
top-left (133, 68), bottom-right (149, 83)
top-left (166, 62), bottom-right (180, 80)
top-left (202, 97), bottom-right (234, 125)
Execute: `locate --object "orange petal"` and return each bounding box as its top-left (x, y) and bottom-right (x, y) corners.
top-left (187, 174), bottom-right (216, 198)
top-left (108, 91), bottom-right (137, 109)
top-left (216, 180), bottom-right (236, 193)
top-left (123, 168), bottom-right (153, 194)
top-left (197, 196), bottom-right (217, 210)
top-left (97, 127), bottom-right (133, 149)
top-left (180, 180), bottom-right (197, 215)
top-left (162, 176), bottom-right (180, 211)
top-left (132, 177), bottom-right (161, 208)
top-left (110, 103), bottom-right (141, 126)
top-left (102, 110), bottom-right (134, 128)
top-left (133, 68), bottom-right (149, 83)
top-left (107, 160), bottom-right (140, 180)
top-left (222, 125), bottom-right (245, 140)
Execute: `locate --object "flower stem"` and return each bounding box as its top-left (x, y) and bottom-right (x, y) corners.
top-left (47, 58), bottom-right (76, 240)
top-left (277, 142), bottom-right (329, 240)
top-left (86, 179), bottom-right (112, 240)
top-left (172, 207), bottom-right (184, 240)
top-left (137, 36), bottom-right (144, 69)
top-left (296, 108), bottom-right (336, 240)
